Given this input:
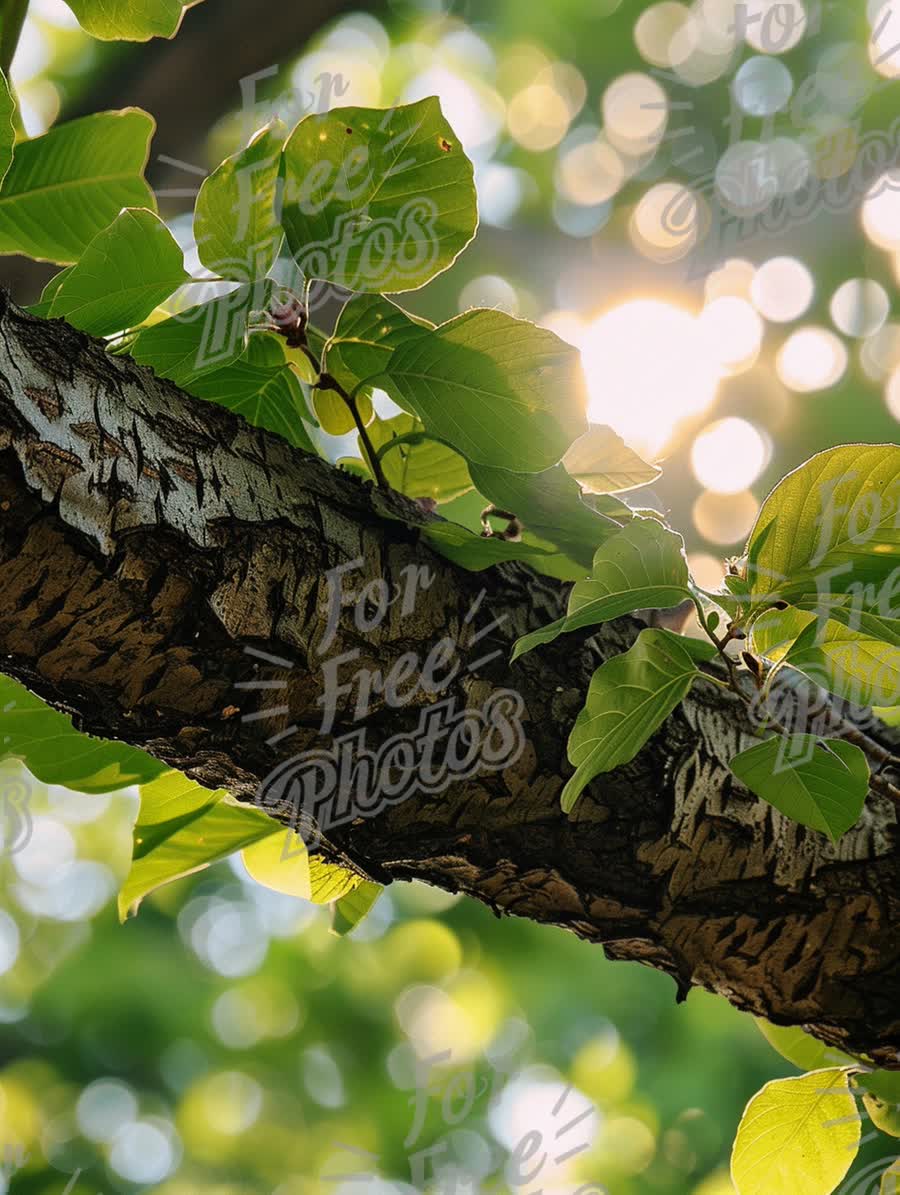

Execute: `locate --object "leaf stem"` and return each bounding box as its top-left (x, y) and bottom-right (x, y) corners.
top-left (317, 371), bottom-right (388, 489)
top-left (0, 0), bottom-right (27, 77)
top-left (375, 428), bottom-right (457, 463)
top-left (269, 295), bottom-right (389, 490)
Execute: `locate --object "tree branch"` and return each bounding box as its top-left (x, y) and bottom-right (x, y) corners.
top-left (0, 293), bottom-right (897, 1066)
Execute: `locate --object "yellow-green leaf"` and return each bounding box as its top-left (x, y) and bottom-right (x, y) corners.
top-left (242, 829), bottom-right (311, 900)
top-left (367, 412), bottom-right (471, 502)
top-left (120, 773), bottom-right (279, 919)
top-left (755, 1020), bottom-right (857, 1072)
top-left (309, 856), bottom-right (363, 904)
top-left (746, 445), bottom-right (900, 603)
top-left (332, 881), bottom-right (383, 935)
top-left (881, 1158), bottom-right (900, 1193)
top-left (731, 1069), bottom-right (860, 1195)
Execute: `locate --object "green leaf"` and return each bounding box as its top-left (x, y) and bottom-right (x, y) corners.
top-left (186, 344), bottom-right (315, 451)
top-left (312, 386), bottom-right (372, 436)
top-left (511, 616), bottom-right (568, 662)
top-left (731, 1069), bottom-right (860, 1195)
top-left (420, 521), bottom-right (555, 571)
top-left (567, 520), bottom-right (691, 628)
top-left (332, 881), bottom-right (383, 936)
top-left (309, 856), bottom-right (364, 904)
top-left (563, 425), bottom-right (661, 494)
top-left (513, 519), bottom-right (692, 661)
top-left (194, 121), bottom-right (284, 282)
top-left (65, 0), bottom-right (201, 40)
top-left (48, 208), bottom-right (188, 336)
top-left (858, 1070), bottom-right (900, 1104)
top-left (785, 618), bottom-right (900, 707)
top-left (281, 97), bottom-right (477, 293)
top-left (420, 521), bottom-right (554, 571)
top-left (561, 628), bottom-right (707, 813)
top-left (882, 1159), bottom-right (900, 1194)
top-left (381, 309), bottom-right (587, 473)
top-left (469, 461), bottom-right (621, 570)
top-left (129, 283), bottom-right (269, 385)
top-left (242, 829), bottom-right (311, 899)
top-left (367, 413), bottom-right (472, 502)
top-left (25, 266), bottom-right (73, 318)
top-left (0, 71), bottom-right (15, 189)
top-left (120, 772), bottom-right (279, 919)
top-left (0, 674), bottom-right (166, 793)
top-left (729, 735), bottom-right (869, 842)
top-left (746, 444), bottom-right (900, 603)
top-left (0, 109), bottom-right (156, 263)
top-left (322, 292), bottom-right (432, 399)
top-left (326, 300), bottom-right (587, 474)
top-left (755, 1021), bottom-right (857, 1072)
top-left (750, 605), bottom-right (817, 663)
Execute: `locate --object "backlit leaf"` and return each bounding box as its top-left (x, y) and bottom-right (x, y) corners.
top-left (49, 208), bottom-right (188, 336)
top-left (120, 774), bottom-right (278, 919)
top-left (382, 309), bottom-right (587, 473)
top-left (746, 445), bottom-right (900, 603)
top-left (563, 425), bottom-right (660, 494)
top-left (731, 1069), bottom-right (860, 1195)
top-left (0, 109), bottom-right (156, 263)
top-left (194, 121), bottom-right (284, 282)
top-left (281, 97), bottom-right (477, 293)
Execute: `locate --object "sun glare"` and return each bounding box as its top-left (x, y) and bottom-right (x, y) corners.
top-left (581, 299), bottom-right (722, 459)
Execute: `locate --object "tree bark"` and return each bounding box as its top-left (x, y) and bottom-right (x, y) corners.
top-left (0, 293), bottom-right (897, 1067)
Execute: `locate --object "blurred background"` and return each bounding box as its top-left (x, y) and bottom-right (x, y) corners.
top-left (1, 0), bottom-right (900, 1191)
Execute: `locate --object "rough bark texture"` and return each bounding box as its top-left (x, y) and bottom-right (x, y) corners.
top-left (0, 294), bottom-right (897, 1066)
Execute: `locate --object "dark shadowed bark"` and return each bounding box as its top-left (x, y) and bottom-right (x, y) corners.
top-left (0, 293), bottom-right (897, 1066)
